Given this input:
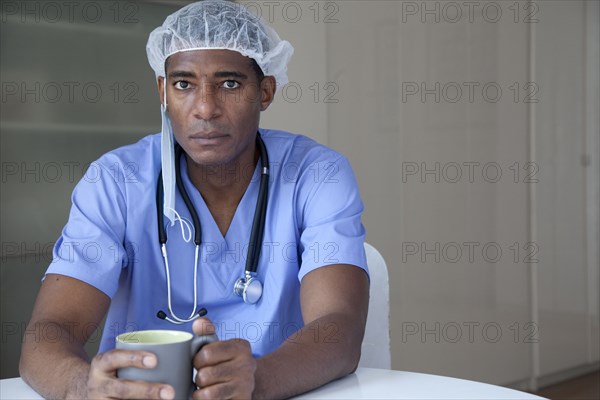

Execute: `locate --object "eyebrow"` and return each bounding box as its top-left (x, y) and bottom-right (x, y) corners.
top-left (168, 70), bottom-right (196, 80)
top-left (167, 70), bottom-right (249, 80)
top-left (214, 71), bottom-right (249, 80)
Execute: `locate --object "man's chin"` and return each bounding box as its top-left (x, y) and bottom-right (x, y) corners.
top-left (186, 153), bottom-right (228, 168)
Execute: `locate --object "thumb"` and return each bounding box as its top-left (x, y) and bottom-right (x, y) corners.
top-left (192, 317), bottom-right (217, 337)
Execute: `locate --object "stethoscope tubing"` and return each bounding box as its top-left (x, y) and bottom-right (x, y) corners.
top-left (155, 133), bottom-right (269, 321)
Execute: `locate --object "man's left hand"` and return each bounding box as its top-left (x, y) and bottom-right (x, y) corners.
top-left (192, 318), bottom-right (257, 400)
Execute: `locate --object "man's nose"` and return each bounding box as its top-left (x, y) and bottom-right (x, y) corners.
top-left (193, 83), bottom-right (222, 120)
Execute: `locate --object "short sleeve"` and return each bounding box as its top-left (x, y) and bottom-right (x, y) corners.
top-left (296, 155), bottom-right (368, 282)
top-left (45, 159), bottom-right (128, 298)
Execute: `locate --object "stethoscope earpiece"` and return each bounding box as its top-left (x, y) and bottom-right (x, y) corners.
top-left (156, 307), bottom-right (208, 324)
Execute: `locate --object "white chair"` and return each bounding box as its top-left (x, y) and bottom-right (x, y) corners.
top-left (359, 243), bottom-right (391, 369)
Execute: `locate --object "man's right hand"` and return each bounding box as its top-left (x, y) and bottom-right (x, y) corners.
top-left (86, 349), bottom-right (175, 400)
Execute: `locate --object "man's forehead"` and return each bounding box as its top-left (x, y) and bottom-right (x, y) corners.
top-left (166, 49), bottom-right (254, 73)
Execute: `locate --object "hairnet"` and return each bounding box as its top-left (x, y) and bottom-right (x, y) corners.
top-left (146, 0), bottom-right (294, 88)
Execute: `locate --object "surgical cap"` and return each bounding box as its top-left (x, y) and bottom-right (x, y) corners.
top-left (146, 0), bottom-right (294, 88)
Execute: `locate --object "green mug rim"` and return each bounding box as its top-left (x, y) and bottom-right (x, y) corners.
top-left (116, 330), bottom-right (193, 345)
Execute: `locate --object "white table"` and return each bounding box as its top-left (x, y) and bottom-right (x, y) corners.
top-left (1, 368), bottom-right (545, 399)
top-left (295, 368), bottom-right (545, 399)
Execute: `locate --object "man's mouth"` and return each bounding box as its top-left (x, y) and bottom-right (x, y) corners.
top-left (189, 132), bottom-right (228, 145)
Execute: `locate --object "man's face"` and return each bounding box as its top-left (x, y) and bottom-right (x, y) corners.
top-left (158, 49), bottom-right (275, 168)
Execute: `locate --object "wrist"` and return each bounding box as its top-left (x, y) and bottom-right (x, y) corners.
top-left (65, 364), bottom-right (91, 400)
top-left (252, 356), bottom-right (287, 400)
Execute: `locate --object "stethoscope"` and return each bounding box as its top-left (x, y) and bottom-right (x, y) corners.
top-left (155, 133), bottom-right (269, 324)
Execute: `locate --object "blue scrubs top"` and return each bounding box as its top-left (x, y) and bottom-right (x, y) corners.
top-left (46, 129), bottom-right (367, 357)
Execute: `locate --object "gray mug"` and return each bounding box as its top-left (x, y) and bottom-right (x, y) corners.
top-left (116, 330), bottom-right (218, 399)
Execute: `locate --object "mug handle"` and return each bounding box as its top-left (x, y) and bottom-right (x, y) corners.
top-left (190, 334), bottom-right (219, 358)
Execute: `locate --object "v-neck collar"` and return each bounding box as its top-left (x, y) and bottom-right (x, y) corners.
top-left (179, 156), bottom-right (261, 247)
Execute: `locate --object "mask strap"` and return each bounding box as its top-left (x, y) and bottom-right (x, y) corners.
top-left (161, 88), bottom-right (176, 225)
top-left (163, 83), bottom-right (168, 110)
top-left (167, 207), bottom-right (193, 243)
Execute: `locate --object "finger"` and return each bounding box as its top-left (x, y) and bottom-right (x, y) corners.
top-left (195, 339), bottom-right (250, 367)
top-left (192, 382), bottom-right (236, 400)
top-left (194, 341), bottom-right (256, 390)
top-left (192, 317), bottom-right (216, 337)
top-left (195, 364), bottom-right (232, 388)
top-left (105, 378), bottom-right (175, 400)
top-left (92, 349), bottom-right (157, 375)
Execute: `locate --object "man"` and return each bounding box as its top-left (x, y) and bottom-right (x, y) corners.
top-left (19, 1), bottom-right (369, 398)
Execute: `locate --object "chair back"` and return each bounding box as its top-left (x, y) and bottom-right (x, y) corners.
top-left (359, 243), bottom-right (391, 369)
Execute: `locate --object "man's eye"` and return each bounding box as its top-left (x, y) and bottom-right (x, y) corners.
top-left (222, 80), bottom-right (240, 89)
top-left (174, 81), bottom-right (190, 90)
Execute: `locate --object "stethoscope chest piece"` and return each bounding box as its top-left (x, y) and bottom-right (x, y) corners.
top-left (234, 272), bottom-right (263, 304)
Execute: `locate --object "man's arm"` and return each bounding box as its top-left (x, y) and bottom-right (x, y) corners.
top-left (20, 274), bottom-right (175, 400)
top-left (191, 263), bottom-right (369, 399)
top-left (253, 263), bottom-right (369, 398)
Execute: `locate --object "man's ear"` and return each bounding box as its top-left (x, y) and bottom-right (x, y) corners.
top-left (259, 76), bottom-right (277, 111)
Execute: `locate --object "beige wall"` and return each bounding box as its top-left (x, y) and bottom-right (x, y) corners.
top-left (259, 0), bottom-right (599, 389)
top-left (325, 1), bottom-right (532, 385)
top-left (1, 0), bottom-right (598, 390)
